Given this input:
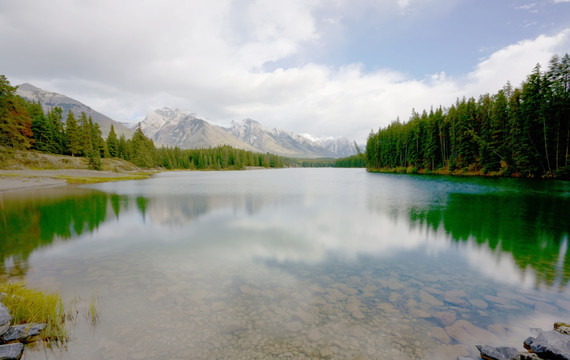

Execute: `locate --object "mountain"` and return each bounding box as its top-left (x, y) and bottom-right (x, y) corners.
top-left (141, 109), bottom-right (356, 158)
top-left (140, 108), bottom-right (258, 151)
top-left (227, 119), bottom-right (354, 158)
top-left (299, 134), bottom-right (358, 158)
top-left (16, 83), bottom-right (133, 138)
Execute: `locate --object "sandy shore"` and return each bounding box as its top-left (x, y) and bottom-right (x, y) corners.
top-left (0, 169), bottom-right (152, 193)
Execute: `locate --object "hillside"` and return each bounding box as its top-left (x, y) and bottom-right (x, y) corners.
top-left (16, 83), bottom-right (133, 138)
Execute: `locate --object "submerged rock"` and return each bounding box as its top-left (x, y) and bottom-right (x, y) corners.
top-left (1, 323), bottom-right (46, 342)
top-left (0, 343), bottom-right (24, 360)
top-left (476, 344), bottom-right (519, 360)
top-left (0, 304), bottom-right (11, 337)
top-left (529, 330), bottom-right (570, 360)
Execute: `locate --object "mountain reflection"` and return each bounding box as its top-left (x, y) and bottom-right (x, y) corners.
top-left (408, 191), bottom-right (570, 289)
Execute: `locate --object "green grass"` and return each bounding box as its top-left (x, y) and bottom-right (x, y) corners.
top-left (0, 281), bottom-right (68, 345)
top-left (57, 174), bottom-right (151, 184)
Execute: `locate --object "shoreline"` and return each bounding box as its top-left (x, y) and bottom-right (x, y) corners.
top-left (0, 169), bottom-right (153, 193)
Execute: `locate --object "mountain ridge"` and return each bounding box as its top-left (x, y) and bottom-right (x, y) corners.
top-left (141, 108), bottom-right (356, 158)
top-left (16, 83), bottom-right (133, 138)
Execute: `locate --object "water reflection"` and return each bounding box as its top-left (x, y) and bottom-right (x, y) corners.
top-left (1, 172), bottom-right (569, 293)
top-left (2, 170), bottom-right (570, 359)
top-left (0, 188), bottom-right (109, 277)
top-left (410, 191), bottom-right (570, 289)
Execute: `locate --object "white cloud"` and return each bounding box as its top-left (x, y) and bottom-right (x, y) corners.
top-left (1, 0), bottom-right (569, 143)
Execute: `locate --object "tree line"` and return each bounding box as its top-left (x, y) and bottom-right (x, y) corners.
top-left (0, 75), bottom-right (299, 170)
top-left (366, 54), bottom-right (570, 178)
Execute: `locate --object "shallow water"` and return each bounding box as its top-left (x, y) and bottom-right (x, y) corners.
top-left (1, 168), bottom-right (568, 359)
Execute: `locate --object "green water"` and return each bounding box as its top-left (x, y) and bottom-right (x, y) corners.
top-left (0, 169), bottom-right (568, 359)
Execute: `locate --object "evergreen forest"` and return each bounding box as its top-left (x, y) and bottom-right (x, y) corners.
top-left (366, 54), bottom-right (570, 178)
top-left (0, 75), bottom-right (321, 170)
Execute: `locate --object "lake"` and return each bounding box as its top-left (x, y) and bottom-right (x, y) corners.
top-left (1, 168), bottom-right (569, 359)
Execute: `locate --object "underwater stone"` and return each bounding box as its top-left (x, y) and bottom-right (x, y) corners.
top-left (476, 344), bottom-right (520, 360)
top-left (0, 343), bottom-right (24, 360)
top-left (0, 304), bottom-right (11, 337)
top-left (1, 323), bottom-right (46, 342)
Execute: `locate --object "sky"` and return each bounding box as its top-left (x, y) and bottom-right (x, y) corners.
top-left (1, 0), bottom-right (570, 143)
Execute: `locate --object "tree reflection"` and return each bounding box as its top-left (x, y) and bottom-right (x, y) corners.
top-left (0, 189), bottom-right (119, 277)
top-left (410, 191), bottom-right (570, 288)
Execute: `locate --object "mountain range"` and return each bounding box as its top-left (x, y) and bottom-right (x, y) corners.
top-left (16, 84), bottom-right (357, 158)
top-left (141, 108), bottom-right (356, 158)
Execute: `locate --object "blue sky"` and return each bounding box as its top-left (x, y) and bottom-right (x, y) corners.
top-left (1, 0), bottom-right (569, 142)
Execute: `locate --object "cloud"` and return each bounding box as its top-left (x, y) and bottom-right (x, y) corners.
top-left (1, 0), bottom-right (569, 143)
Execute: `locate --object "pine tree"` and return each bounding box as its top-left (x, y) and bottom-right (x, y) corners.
top-left (0, 75), bottom-right (33, 149)
top-left (65, 110), bottom-right (80, 156)
top-left (107, 124), bottom-right (118, 157)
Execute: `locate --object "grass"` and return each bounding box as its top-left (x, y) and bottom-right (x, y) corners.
top-left (87, 295), bottom-right (99, 327)
top-left (0, 281), bottom-right (104, 346)
top-left (57, 174), bottom-right (151, 184)
top-left (0, 281), bottom-right (68, 345)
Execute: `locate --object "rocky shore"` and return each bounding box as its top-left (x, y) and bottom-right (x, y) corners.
top-left (0, 302), bottom-right (46, 360)
top-left (460, 322), bottom-right (570, 360)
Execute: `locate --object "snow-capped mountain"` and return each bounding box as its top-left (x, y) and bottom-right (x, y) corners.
top-left (300, 134), bottom-right (358, 158)
top-left (140, 107), bottom-right (357, 158)
top-left (227, 119), bottom-right (340, 158)
top-left (140, 108), bottom-right (257, 151)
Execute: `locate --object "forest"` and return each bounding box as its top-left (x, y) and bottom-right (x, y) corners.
top-left (1, 74), bottom-right (361, 170)
top-left (366, 54), bottom-right (570, 178)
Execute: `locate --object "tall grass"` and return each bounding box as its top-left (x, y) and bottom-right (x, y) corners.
top-left (0, 281), bottom-right (68, 345)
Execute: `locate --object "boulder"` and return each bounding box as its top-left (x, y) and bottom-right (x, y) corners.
top-left (476, 344), bottom-right (520, 360)
top-left (523, 336), bottom-right (535, 350)
top-left (1, 323), bottom-right (46, 342)
top-left (555, 323), bottom-right (570, 336)
top-left (529, 330), bottom-right (570, 360)
top-left (0, 343), bottom-right (24, 360)
top-left (0, 304), bottom-right (11, 337)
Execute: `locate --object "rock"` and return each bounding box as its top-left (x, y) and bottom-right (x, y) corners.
top-left (0, 343), bottom-right (24, 360)
top-left (517, 353), bottom-right (541, 359)
top-left (457, 357), bottom-right (476, 360)
top-left (434, 311), bottom-right (457, 326)
top-left (529, 330), bottom-right (570, 360)
top-left (420, 290), bottom-right (443, 307)
top-left (470, 299), bottom-right (489, 309)
top-left (555, 322), bottom-right (570, 336)
top-left (0, 304), bottom-right (11, 337)
top-left (445, 320), bottom-right (500, 345)
top-left (445, 290), bottom-right (468, 306)
top-left (1, 323), bottom-right (46, 342)
top-left (523, 336), bottom-right (535, 350)
top-left (430, 326), bottom-right (452, 344)
top-left (476, 344), bottom-right (519, 360)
